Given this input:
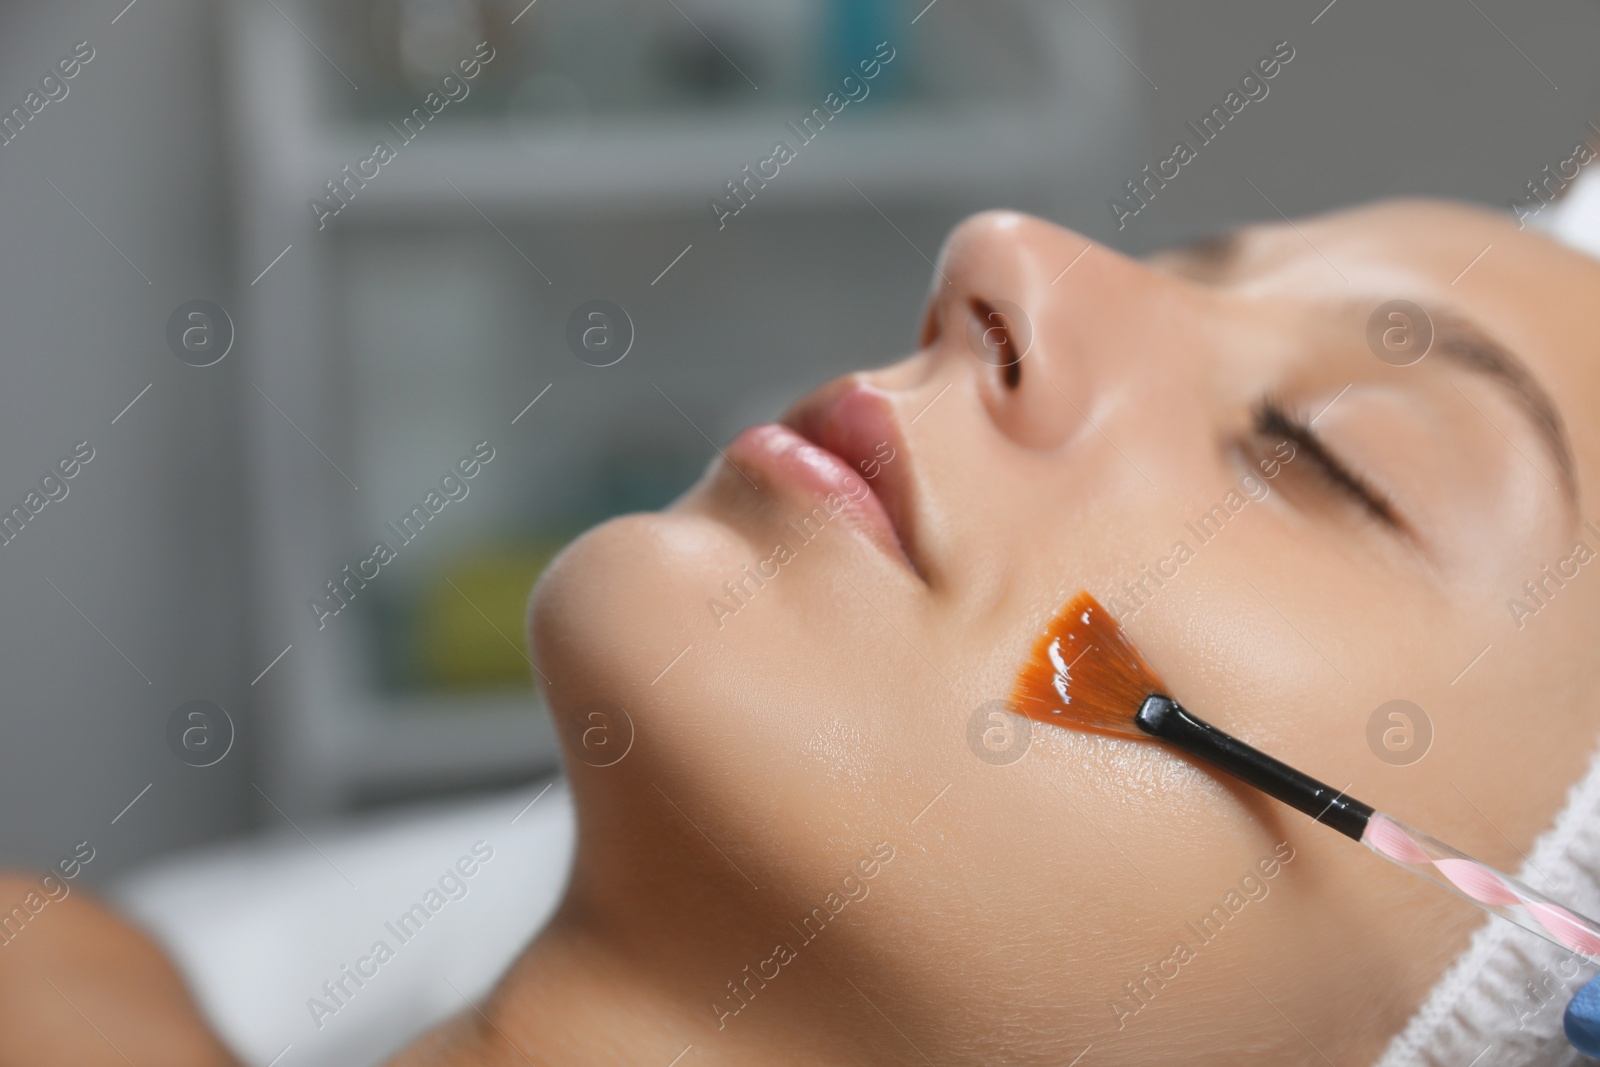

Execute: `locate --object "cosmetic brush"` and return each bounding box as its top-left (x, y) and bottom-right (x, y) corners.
top-left (1011, 591), bottom-right (1600, 959)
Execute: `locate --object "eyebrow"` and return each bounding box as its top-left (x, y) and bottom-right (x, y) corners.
top-left (1426, 311), bottom-right (1578, 508)
top-left (1155, 232), bottom-right (1242, 281)
top-left (1179, 232), bottom-right (1240, 269)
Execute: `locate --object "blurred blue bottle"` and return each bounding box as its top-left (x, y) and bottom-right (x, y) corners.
top-left (823, 0), bottom-right (903, 103)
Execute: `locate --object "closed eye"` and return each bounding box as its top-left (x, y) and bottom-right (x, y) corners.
top-left (1253, 397), bottom-right (1405, 531)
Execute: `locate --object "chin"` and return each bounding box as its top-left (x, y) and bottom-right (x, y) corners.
top-left (527, 507), bottom-right (741, 715)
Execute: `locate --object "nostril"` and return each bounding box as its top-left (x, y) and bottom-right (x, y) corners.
top-left (918, 301), bottom-right (941, 348)
top-left (1003, 348), bottom-right (1022, 389)
top-left (969, 298), bottom-right (1023, 389)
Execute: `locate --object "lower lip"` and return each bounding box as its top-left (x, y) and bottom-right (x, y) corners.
top-left (726, 424), bottom-right (906, 562)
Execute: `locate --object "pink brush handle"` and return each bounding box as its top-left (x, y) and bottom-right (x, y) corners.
top-left (1363, 812), bottom-right (1600, 958)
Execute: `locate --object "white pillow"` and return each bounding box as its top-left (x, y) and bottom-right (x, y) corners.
top-left (111, 780), bottom-right (575, 1067)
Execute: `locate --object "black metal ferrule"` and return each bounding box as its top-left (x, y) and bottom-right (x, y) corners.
top-left (1135, 695), bottom-right (1374, 841)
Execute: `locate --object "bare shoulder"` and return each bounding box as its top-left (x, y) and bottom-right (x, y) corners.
top-left (0, 872), bottom-right (240, 1067)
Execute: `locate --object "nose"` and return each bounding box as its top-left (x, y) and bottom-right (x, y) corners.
top-left (921, 210), bottom-right (1202, 450)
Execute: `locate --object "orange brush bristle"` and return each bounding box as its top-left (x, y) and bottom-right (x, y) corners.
top-left (1008, 591), bottom-right (1170, 738)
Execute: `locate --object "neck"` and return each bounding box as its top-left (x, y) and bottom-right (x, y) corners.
top-left (391, 913), bottom-right (893, 1066)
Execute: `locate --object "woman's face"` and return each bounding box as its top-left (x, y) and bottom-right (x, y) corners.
top-left (529, 199), bottom-right (1600, 1063)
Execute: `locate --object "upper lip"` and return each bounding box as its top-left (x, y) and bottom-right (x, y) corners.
top-left (782, 378), bottom-right (923, 577)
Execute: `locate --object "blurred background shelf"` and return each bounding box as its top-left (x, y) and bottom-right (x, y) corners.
top-left (335, 691), bottom-right (558, 807)
top-left (246, 0), bottom-right (1121, 210)
top-left (295, 109), bottom-right (1091, 212)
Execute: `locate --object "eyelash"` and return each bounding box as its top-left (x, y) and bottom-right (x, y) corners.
top-left (1252, 397), bottom-right (1402, 529)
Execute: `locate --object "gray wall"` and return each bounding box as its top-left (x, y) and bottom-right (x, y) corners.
top-left (1116, 0), bottom-right (1600, 251)
top-left (0, 0), bottom-right (250, 884)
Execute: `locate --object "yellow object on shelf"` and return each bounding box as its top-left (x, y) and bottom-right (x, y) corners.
top-left (413, 543), bottom-right (566, 691)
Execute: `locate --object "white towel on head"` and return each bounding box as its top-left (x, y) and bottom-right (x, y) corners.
top-left (1530, 157), bottom-right (1600, 258)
